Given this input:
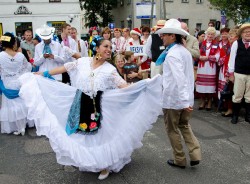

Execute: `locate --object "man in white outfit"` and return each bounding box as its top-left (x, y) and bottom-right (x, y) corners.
top-left (34, 25), bottom-right (65, 81)
top-left (155, 19), bottom-right (201, 168)
top-left (60, 23), bottom-right (78, 84)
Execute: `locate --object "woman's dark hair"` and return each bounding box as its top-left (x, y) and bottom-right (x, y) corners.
top-left (1, 32), bottom-right (16, 49)
top-left (90, 35), bottom-right (106, 56)
top-left (220, 27), bottom-right (230, 34)
top-left (142, 26), bottom-right (150, 33)
top-left (197, 30), bottom-right (205, 38)
top-left (175, 34), bottom-right (183, 44)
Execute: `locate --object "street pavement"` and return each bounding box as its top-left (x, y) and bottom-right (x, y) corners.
top-left (1, 101), bottom-right (250, 184)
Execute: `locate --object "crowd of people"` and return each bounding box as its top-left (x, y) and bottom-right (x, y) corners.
top-left (0, 18), bottom-right (250, 180)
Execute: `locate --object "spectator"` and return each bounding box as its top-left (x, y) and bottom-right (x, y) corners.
top-left (21, 30), bottom-right (35, 58)
top-left (70, 27), bottom-right (88, 57)
top-left (228, 23), bottom-right (250, 124)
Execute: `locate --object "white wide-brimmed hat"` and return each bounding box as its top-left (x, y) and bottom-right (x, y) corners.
top-left (36, 24), bottom-right (55, 40)
top-left (155, 19), bottom-right (189, 36)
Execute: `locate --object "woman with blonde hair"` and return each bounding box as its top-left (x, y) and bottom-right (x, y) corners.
top-left (114, 53), bottom-right (125, 78)
top-left (196, 27), bottom-right (220, 110)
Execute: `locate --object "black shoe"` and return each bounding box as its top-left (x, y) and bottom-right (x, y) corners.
top-left (167, 159), bottom-right (185, 169)
top-left (206, 107), bottom-right (212, 111)
top-left (231, 116), bottom-right (238, 124)
top-left (190, 160), bottom-right (200, 166)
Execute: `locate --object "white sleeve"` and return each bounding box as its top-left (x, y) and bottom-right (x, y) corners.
top-left (34, 44), bottom-right (46, 66)
top-left (145, 35), bottom-right (152, 59)
top-left (167, 56), bottom-right (190, 108)
top-left (228, 41), bottom-right (238, 73)
top-left (64, 60), bottom-right (79, 72)
top-left (80, 39), bottom-right (88, 57)
top-left (111, 69), bottom-right (127, 88)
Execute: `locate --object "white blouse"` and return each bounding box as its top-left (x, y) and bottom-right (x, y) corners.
top-left (64, 57), bottom-right (126, 97)
top-left (0, 52), bottom-right (31, 89)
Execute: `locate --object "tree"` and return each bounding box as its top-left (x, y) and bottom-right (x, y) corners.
top-left (79, 0), bottom-right (117, 28)
top-left (208, 0), bottom-right (250, 24)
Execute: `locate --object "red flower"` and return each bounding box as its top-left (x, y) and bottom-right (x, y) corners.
top-left (89, 122), bottom-right (97, 129)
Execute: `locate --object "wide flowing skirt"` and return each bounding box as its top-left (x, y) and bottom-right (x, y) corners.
top-left (0, 93), bottom-right (33, 133)
top-left (19, 73), bottom-right (162, 173)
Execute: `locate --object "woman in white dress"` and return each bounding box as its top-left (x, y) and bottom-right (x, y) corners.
top-left (196, 27), bottom-right (220, 110)
top-left (19, 36), bottom-right (162, 180)
top-left (0, 33), bottom-right (32, 135)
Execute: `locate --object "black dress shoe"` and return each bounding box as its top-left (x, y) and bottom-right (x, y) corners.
top-left (167, 159), bottom-right (185, 169)
top-left (206, 107), bottom-right (212, 111)
top-left (190, 160), bottom-right (200, 166)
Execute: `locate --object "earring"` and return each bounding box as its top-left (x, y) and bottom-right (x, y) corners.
top-left (96, 53), bottom-right (102, 60)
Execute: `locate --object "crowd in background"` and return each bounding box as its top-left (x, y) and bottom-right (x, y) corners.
top-left (0, 19), bottom-right (249, 136)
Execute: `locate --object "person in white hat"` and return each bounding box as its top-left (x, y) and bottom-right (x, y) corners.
top-left (228, 22), bottom-right (250, 124)
top-left (34, 24), bottom-right (65, 81)
top-left (155, 18), bottom-right (201, 168)
top-left (143, 19), bottom-right (166, 77)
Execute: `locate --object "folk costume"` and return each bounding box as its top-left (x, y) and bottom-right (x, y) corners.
top-left (196, 39), bottom-right (220, 93)
top-left (18, 57), bottom-right (162, 173)
top-left (155, 19), bottom-right (201, 167)
top-left (218, 40), bottom-right (231, 97)
top-left (0, 51), bottom-right (32, 134)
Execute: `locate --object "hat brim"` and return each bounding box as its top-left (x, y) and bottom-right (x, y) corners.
top-left (238, 24), bottom-right (250, 35)
top-left (36, 27), bottom-right (55, 40)
top-left (155, 27), bottom-right (189, 36)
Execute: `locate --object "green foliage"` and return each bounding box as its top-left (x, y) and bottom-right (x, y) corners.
top-left (79, 0), bottom-right (117, 28)
top-left (208, 0), bottom-right (250, 24)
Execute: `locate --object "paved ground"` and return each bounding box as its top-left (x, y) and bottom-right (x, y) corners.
top-left (1, 102), bottom-right (250, 184)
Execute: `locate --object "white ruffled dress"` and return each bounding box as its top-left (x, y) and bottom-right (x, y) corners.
top-left (0, 52), bottom-right (33, 133)
top-left (19, 57), bottom-right (162, 173)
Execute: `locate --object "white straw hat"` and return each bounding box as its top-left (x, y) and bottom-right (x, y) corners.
top-left (36, 24), bottom-right (55, 40)
top-left (155, 19), bottom-right (189, 36)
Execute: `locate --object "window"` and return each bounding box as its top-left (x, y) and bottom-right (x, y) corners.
top-left (49, 0), bottom-right (61, 2)
top-left (166, 0), bottom-right (174, 2)
top-left (182, 0), bottom-right (189, 3)
top-left (16, 0), bottom-right (29, 2)
top-left (141, 19), bottom-right (150, 28)
top-left (196, 0), bottom-right (202, 3)
top-left (120, 0), bottom-right (124, 6)
top-left (127, 0), bottom-right (131, 4)
top-left (47, 21), bottom-right (65, 35)
top-left (196, 23), bottom-right (202, 31)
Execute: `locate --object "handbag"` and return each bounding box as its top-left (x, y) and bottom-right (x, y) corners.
top-left (220, 82), bottom-right (233, 100)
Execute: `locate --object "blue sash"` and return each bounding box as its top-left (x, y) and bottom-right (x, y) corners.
top-left (0, 79), bottom-right (19, 99)
top-left (155, 42), bottom-right (176, 66)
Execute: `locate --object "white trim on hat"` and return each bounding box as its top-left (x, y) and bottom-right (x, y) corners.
top-left (130, 29), bottom-right (141, 37)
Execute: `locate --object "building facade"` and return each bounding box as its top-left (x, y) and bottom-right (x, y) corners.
top-left (112, 0), bottom-right (234, 35)
top-left (0, 0), bottom-right (86, 38)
